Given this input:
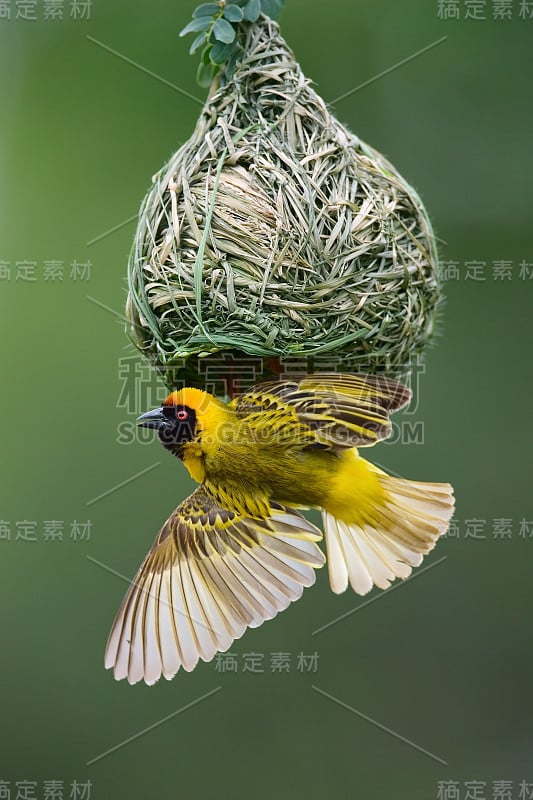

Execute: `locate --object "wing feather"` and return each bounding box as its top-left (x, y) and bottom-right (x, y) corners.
top-left (105, 486), bottom-right (325, 684)
top-left (231, 372), bottom-right (411, 448)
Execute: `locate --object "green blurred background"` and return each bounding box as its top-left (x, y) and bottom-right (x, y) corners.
top-left (1, 1), bottom-right (532, 798)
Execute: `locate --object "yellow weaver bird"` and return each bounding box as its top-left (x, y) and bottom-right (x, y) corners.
top-left (105, 373), bottom-right (454, 685)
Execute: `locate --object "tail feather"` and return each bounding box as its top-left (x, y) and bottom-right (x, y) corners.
top-left (322, 474), bottom-right (454, 595)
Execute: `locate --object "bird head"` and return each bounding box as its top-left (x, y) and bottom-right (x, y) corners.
top-left (137, 387), bottom-right (211, 457)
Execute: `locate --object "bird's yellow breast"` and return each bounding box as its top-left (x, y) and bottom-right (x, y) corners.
top-left (198, 421), bottom-right (337, 509)
top-left (179, 393), bottom-right (385, 522)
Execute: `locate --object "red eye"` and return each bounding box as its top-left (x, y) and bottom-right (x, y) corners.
top-left (176, 409), bottom-right (188, 421)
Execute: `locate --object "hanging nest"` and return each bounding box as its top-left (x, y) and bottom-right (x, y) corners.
top-left (126, 11), bottom-right (440, 392)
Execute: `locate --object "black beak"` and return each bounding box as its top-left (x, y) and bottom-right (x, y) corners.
top-left (137, 408), bottom-right (166, 430)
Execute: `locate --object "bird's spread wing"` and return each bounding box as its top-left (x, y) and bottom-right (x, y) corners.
top-left (105, 486), bottom-right (325, 685)
top-left (231, 373), bottom-right (411, 448)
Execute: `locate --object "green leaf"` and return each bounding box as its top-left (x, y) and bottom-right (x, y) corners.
top-left (179, 17), bottom-right (212, 36)
top-left (189, 32), bottom-right (207, 55)
top-left (225, 47), bottom-right (242, 79)
top-left (210, 39), bottom-right (236, 65)
top-left (192, 2), bottom-right (220, 17)
top-left (260, 0), bottom-right (284, 19)
top-left (223, 4), bottom-right (244, 21)
top-left (213, 17), bottom-right (236, 43)
top-left (243, 0), bottom-right (261, 21)
top-left (197, 57), bottom-right (216, 87)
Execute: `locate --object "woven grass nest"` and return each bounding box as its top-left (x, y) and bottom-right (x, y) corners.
top-left (126, 9), bottom-right (440, 391)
